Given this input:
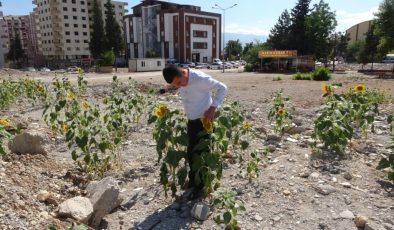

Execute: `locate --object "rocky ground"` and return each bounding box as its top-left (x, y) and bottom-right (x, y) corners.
top-left (0, 69), bottom-right (394, 230)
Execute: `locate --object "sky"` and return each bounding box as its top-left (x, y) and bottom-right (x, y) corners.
top-left (1, 0), bottom-right (382, 37)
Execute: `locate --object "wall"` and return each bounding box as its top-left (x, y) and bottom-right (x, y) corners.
top-left (128, 58), bottom-right (164, 72)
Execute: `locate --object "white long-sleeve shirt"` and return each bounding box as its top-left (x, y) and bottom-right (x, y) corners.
top-left (179, 69), bottom-right (228, 120)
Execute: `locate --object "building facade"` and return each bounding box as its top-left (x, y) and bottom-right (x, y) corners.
top-left (0, 14), bottom-right (42, 66)
top-left (346, 20), bottom-right (374, 45)
top-left (124, 0), bottom-right (221, 63)
top-left (0, 9), bottom-right (5, 68)
top-left (33, 0), bottom-right (127, 67)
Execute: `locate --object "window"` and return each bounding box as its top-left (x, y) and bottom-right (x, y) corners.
top-left (66, 39), bottom-right (70, 43)
top-left (213, 32), bottom-right (216, 38)
top-left (73, 16), bottom-right (77, 20)
top-left (82, 24), bottom-right (87, 28)
top-left (75, 39), bottom-right (80, 43)
top-left (72, 0), bottom-right (76, 3)
top-left (193, 42), bottom-right (208, 49)
top-left (72, 8), bottom-right (77, 12)
top-left (73, 24), bottom-right (78, 28)
top-left (62, 0), bottom-right (66, 2)
top-left (65, 23), bottom-right (69, 27)
top-left (141, 61), bottom-right (145, 67)
top-left (65, 31), bottom-right (70, 35)
top-left (82, 16), bottom-right (86, 20)
top-left (84, 40), bottom-right (88, 43)
top-left (63, 7), bottom-right (67, 11)
top-left (83, 32), bottom-right (87, 36)
top-left (157, 61), bottom-right (161, 66)
top-left (186, 16), bottom-right (189, 22)
top-left (81, 9), bottom-right (86, 12)
top-left (76, 47), bottom-right (80, 51)
top-left (74, 31), bottom-right (79, 35)
top-left (193, 30), bottom-right (207, 38)
top-left (64, 15), bottom-right (68, 19)
top-left (67, 47), bottom-right (71, 51)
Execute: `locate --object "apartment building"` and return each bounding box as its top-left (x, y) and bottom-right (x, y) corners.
top-left (33, 0), bottom-right (127, 66)
top-left (0, 14), bottom-right (40, 65)
top-left (124, 0), bottom-right (221, 63)
top-left (0, 9), bottom-right (5, 68)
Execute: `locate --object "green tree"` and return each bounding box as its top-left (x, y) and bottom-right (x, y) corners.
top-left (145, 48), bottom-right (157, 58)
top-left (104, 0), bottom-right (124, 56)
top-left (363, 24), bottom-right (379, 69)
top-left (288, 0), bottom-right (311, 55)
top-left (243, 41), bottom-right (269, 65)
top-left (89, 0), bottom-right (106, 59)
top-left (267, 9), bottom-right (291, 50)
top-left (374, 0), bottom-right (394, 56)
top-left (306, 0), bottom-right (337, 60)
top-left (346, 41), bottom-right (364, 63)
top-left (242, 42), bottom-right (254, 57)
top-left (7, 30), bottom-right (24, 64)
top-left (336, 32), bottom-right (350, 60)
top-left (225, 40), bottom-right (242, 60)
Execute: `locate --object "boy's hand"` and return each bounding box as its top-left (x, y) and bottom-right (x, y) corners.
top-left (203, 106), bottom-right (216, 122)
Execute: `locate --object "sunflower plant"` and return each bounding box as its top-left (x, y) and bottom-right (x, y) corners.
top-left (43, 74), bottom-right (146, 176)
top-left (149, 101), bottom-right (256, 198)
top-left (312, 83), bottom-right (385, 155)
top-left (212, 190), bottom-right (245, 230)
top-left (0, 118), bottom-right (12, 157)
top-left (268, 89), bottom-right (293, 136)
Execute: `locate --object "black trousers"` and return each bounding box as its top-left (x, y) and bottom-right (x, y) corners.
top-left (187, 119), bottom-right (209, 189)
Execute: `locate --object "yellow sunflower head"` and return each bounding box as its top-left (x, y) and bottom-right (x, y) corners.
top-left (242, 121), bottom-right (250, 130)
top-left (102, 97), bottom-right (108, 105)
top-left (68, 92), bottom-right (75, 101)
top-left (354, 84), bottom-right (366, 93)
top-left (0, 119), bottom-right (12, 127)
top-left (62, 123), bottom-right (69, 133)
top-left (77, 67), bottom-right (84, 75)
top-left (82, 101), bottom-right (89, 109)
top-left (201, 116), bottom-right (213, 134)
top-left (277, 108), bottom-right (286, 116)
top-left (321, 84), bottom-right (331, 95)
top-left (154, 105), bottom-right (167, 119)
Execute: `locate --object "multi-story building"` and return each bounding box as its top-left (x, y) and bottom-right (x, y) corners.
top-left (0, 9), bottom-right (5, 68)
top-left (124, 0), bottom-right (221, 63)
top-left (346, 20), bottom-right (374, 45)
top-left (0, 14), bottom-right (40, 66)
top-left (33, 0), bottom-right (127, 67)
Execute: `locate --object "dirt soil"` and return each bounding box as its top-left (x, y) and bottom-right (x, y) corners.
top-left (1, 69), bottom-right (394, 230)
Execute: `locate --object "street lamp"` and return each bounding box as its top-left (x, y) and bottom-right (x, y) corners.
top-left (212, 3), bottom-right (237, 73)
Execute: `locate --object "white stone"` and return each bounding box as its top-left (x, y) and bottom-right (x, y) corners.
top-left (339, 210), bottom-right (355, 219)
top-left (8, 128), bottom-right (49, 155)
top-left (191, 202), bottom-right (211, 221)
top-left (58, 196), bottom-right (93, 224)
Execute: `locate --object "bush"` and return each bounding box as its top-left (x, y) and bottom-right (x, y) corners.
top-left (244, 64), bottom-right (253, 72)
top-left (272, 76), bottom-right (282, 81)
top-left (99, 50), bottom-right (115, 66)
top-left (291, 72), bottom-right (311, 80)
top-left (312, 67), bottom-right (331, 81)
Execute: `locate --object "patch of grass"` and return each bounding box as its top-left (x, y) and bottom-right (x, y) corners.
top-left (291, 72), bottom-right (311, 80)
top-left (272, 76), bottom-right (282, 81)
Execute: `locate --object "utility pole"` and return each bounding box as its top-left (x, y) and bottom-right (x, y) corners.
top-left (212, 3), bottom-right (237, 73)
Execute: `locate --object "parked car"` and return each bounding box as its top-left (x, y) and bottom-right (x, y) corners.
top-left (213, 58), bottom-right (222, 63)
top-left (382, 54), bottom-right (394, 63)
top-left (179, 62), bottom-right (196, 68)
top-left (67, 66), bottom-right (79, 73)
top-left (230, 61), bottom-right (240, 67)
top-left (223, 62), bottom-right (233, 69)
top-left (195, 63), bottom-right (208, 69)
top-left (21, 67), bottom-right (37, 72)
top-left (207, 63), bottom-right (223, 70)
top-left (40, 67), bottom-right (51, 72)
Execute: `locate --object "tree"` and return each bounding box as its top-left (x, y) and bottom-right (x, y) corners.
top-left (89, 0), bottom-right (106, 59)
top-left (267, 10), bottom-right (291, 50)
top-left (104, 0), bottom-right (124, 56)
top-left (346, 41), bottom-right (364, 63)
top-left (288, 0), bottom-right (311, 55)
top-left (225, 40), bottom-right (242, 60)
top-left (145, 48), bottom-right (157, 58)
top-left (305, 0), bottom-right (337, 60)
top-left (336, 32), bottom-right (350, 60)
top-left (7, 30), bottom-right (25, 64)
top-left (374, 0), bottom-right (394, 57)
top-left (363, 24), bottom-right (379, 70)
top-left (243, 41), bottom-right (269, 65)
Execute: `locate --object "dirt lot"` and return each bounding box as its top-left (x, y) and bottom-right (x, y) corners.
top-left (1, 69), bottom-right (394, 230)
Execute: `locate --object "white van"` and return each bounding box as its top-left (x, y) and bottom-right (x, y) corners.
top-left (382, 54), bottom-right (394, 63)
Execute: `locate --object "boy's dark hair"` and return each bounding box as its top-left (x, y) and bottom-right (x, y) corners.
top-left (163, 65), bottom-right (181, 84)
